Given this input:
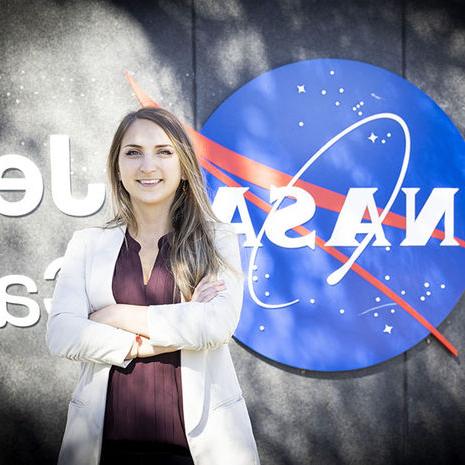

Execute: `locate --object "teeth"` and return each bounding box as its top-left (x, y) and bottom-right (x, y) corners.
top-left (138, 179), bottom-right (162, 185)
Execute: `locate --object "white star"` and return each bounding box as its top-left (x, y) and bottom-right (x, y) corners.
top-left (297, 84), bottom-right (306, 93)
top-left (368, 132), bottom-right (378, 143)
top-left (383, 324), bottom-right (393, 334)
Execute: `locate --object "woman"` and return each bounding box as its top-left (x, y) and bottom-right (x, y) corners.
top-left (46, 107), bottom-right (261, 465)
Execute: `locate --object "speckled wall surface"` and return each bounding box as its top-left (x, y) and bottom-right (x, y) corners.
top-left (1, 1), bottom-right (464, 464)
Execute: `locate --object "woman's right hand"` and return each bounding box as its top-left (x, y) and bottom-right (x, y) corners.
top-left (191, 274), bottom-right (226, 302)
top-left (126, 335), bottom-right (179, 359)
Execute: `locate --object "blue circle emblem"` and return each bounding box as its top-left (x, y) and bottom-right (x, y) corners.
top-left (201, 59), bottom-right (465, 371)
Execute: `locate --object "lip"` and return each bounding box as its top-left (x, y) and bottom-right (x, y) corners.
top-left (137, 179), bottom-right (163, 185)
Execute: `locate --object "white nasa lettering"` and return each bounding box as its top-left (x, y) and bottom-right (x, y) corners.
top-left (400, 187), bottom-right (459, 246)
top-left (213, 185), bottom-right (316, 249)
top-left (213, 184), bottom-right (460, 289)
top-left (325, 188), bottom-right (390, 247)
top-left (266, 185), bottom-right (316, 249)
top-left (211, 186), bottom-right (260, 247)
top-left (213, 185), bottom-right (459, 249)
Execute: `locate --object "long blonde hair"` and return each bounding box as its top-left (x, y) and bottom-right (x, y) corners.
top-left (101, 107), bottom-right (243, 301)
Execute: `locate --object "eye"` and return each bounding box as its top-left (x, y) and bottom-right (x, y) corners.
top-left (125, 149), bottom-right (173, 157)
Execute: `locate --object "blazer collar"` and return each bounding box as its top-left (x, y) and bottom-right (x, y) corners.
top-left (88, 224), bottom-right (126, 311)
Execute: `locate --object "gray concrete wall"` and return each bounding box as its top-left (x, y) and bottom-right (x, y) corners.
top-left (0, 1), bottom-right (464, 464)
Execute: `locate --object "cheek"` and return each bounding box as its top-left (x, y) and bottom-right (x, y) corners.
top-left (118, 159), bottom-right (136, 176)
top-left (165, 161), bottom-right (182, 180)
top-left (117, 158), bottom-right (126, 173)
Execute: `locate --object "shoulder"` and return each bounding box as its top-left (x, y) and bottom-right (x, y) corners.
top-left (209, 221), bottom-right (238, 242)
top-left (210, 221), bottom-right (237, 234)
top-left (209, 222), bottom-right (240, 258)
top-left (68, 226), bottom-right (108, 245)
top-left (72, 226), bottom-right (103, 237)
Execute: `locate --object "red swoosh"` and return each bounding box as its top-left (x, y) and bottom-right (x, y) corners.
top-left (124, 69), bottom-right (458, 357)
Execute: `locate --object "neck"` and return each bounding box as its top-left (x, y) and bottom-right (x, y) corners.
top-left (129, 207), bottom-right (173, 242)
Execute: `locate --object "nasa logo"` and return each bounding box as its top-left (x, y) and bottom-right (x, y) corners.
top-left (201, 58), bottom-right (465, 371)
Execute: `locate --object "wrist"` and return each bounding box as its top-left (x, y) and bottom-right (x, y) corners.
top-left (125, 339), bottom-right (138, 360)
top-left (130, 337), bottom-right (139, 359)
top-left (135, 334), bottom-right (143, 358)
top-left (130, 334), bottom-right (140, 358)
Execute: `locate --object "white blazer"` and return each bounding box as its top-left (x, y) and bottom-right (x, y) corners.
top-left (45, 221), bottom-right (260, 465)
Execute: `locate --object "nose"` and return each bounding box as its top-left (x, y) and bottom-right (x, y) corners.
top-left (139, 152), bottom-right (160, 173)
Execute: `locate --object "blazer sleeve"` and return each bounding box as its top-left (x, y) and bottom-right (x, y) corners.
top-left (147, 223), bottom-right (244, 351)
top-left (45, 229), bottom-right (136, 368)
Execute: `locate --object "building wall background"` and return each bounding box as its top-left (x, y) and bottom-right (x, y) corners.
top-left (1, 1), bottom-right (464, 464)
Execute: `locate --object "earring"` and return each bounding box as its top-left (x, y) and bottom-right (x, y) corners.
top-left (182, 179), bottom-right (187, 192)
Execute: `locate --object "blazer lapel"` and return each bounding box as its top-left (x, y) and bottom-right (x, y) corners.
top-left (88, 225), bottom-right (126, 311)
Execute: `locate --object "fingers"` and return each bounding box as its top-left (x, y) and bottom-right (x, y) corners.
top-left (200, 281), bottom-right (226, 301)
top-left (197, 290), bottom-right (218, 302)
top-left (192, 276), bottom-right (227, 302)
top-left (202, 281), bottom-right (225, 293)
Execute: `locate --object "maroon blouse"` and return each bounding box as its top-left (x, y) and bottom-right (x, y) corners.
top-left (102, 227), bottom-right (189, 449)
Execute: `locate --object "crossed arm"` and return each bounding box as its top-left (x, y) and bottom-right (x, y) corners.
top-left (89, 304), bottom-right (151, 336)
top-left (89, 271), bottom-right (227, 337)
top-left (88, 303), bottom-right (163, 361)
top-left (45, 225), bottom-right (244, 368)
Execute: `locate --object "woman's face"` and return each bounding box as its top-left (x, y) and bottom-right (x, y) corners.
top-left (118, 118), bottom-right (183, 210)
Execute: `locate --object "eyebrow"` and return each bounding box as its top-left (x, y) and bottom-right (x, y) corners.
top-left (123, 144), bottom-right (174, 149)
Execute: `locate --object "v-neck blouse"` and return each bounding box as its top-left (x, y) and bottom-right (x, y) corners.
top-left (102, 227), bottom-right (189, 449)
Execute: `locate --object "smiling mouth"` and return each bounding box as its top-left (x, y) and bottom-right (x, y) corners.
top-left (137, 179), bottom-right (163, 186)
